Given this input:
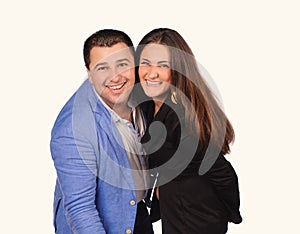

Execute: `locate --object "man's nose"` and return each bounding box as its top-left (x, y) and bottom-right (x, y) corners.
top-left (109, 68), bottom-right (123, 82)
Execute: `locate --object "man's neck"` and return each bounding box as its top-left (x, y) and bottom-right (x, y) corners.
top-left (113, 104), bottom-right (133, 122)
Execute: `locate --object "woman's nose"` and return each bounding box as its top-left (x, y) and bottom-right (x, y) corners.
top-left (148, 67), bottom-right (159, 79)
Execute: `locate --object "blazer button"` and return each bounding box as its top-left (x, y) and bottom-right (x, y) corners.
top-left (129, 200), bottom-right (136, 206)
top-left (125, 228), bottom-right (132, 234)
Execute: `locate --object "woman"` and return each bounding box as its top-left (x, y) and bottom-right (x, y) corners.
top-left (136, 28), bottom-right (242, 234)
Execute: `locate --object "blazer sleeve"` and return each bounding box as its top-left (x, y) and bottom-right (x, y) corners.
top-left (51, 126), bottom-right (106, 233)
top-left (205, 154), bottom-right (243, 224)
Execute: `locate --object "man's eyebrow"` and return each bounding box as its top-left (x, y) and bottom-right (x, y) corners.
top-left (94, 62), bottom-right (108, 69)
top-left (116, 58), bottom-right (132, 63)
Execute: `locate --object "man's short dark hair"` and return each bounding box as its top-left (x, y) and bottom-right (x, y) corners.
top-left (83, 29), bottom-right (134, 70)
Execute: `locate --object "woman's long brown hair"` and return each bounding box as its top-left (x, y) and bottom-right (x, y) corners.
top-left (136, 28), bottom-right (234, 155)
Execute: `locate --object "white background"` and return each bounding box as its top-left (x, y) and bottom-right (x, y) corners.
top-left (1, 0), bottom-right (299, 233)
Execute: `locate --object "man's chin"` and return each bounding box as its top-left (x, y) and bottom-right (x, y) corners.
top-left (110, 96), bottom-right (130, 107)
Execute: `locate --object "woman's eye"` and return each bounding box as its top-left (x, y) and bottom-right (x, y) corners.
top-left (140, 61), bottom-right (150, 66)
top-left (160, 64), bottom-right (170, 69)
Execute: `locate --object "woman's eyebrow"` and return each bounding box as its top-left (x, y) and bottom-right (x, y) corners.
top-left (140, 58), bottom-right (150, 62)
top-left (157, 60), bottom-right (170, 64)
top-left (140, 58), bottom-right (169, 64)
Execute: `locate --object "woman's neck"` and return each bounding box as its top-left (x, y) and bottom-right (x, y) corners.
top-left (153, 92), bottom-right (169, 116)
top-left (153, 100), bottom-right (163, 116)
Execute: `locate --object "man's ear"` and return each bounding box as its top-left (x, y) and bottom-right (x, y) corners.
top-left (86, 68), bottom-right (93, 84)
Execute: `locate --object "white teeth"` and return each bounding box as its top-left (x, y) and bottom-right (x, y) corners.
top-left (146, 80), bottom-right (161, 86)
top-left (108, 82), bottom-right (125, 90)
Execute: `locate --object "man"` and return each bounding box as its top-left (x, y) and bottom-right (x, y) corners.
top-left (50, 29), bottom-right (153, 234)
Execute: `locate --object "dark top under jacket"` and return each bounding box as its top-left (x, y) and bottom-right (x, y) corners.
top-left (141, 94), bottom-right (242, 234)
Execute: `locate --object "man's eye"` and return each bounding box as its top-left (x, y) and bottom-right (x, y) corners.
top-left (118, 63), bottom-right (128, 68)
top-left (97, 66), bottom-right (108, 71)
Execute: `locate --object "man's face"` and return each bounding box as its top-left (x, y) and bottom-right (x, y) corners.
top-left (87, 42), bottom-right (135, 109)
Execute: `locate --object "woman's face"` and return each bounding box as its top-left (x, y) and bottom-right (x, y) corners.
top-left (138, 43), bottom-right (172, 101)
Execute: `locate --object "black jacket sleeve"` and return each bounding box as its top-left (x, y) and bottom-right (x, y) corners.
top-left (205, 154), bottom-right (243, 224)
